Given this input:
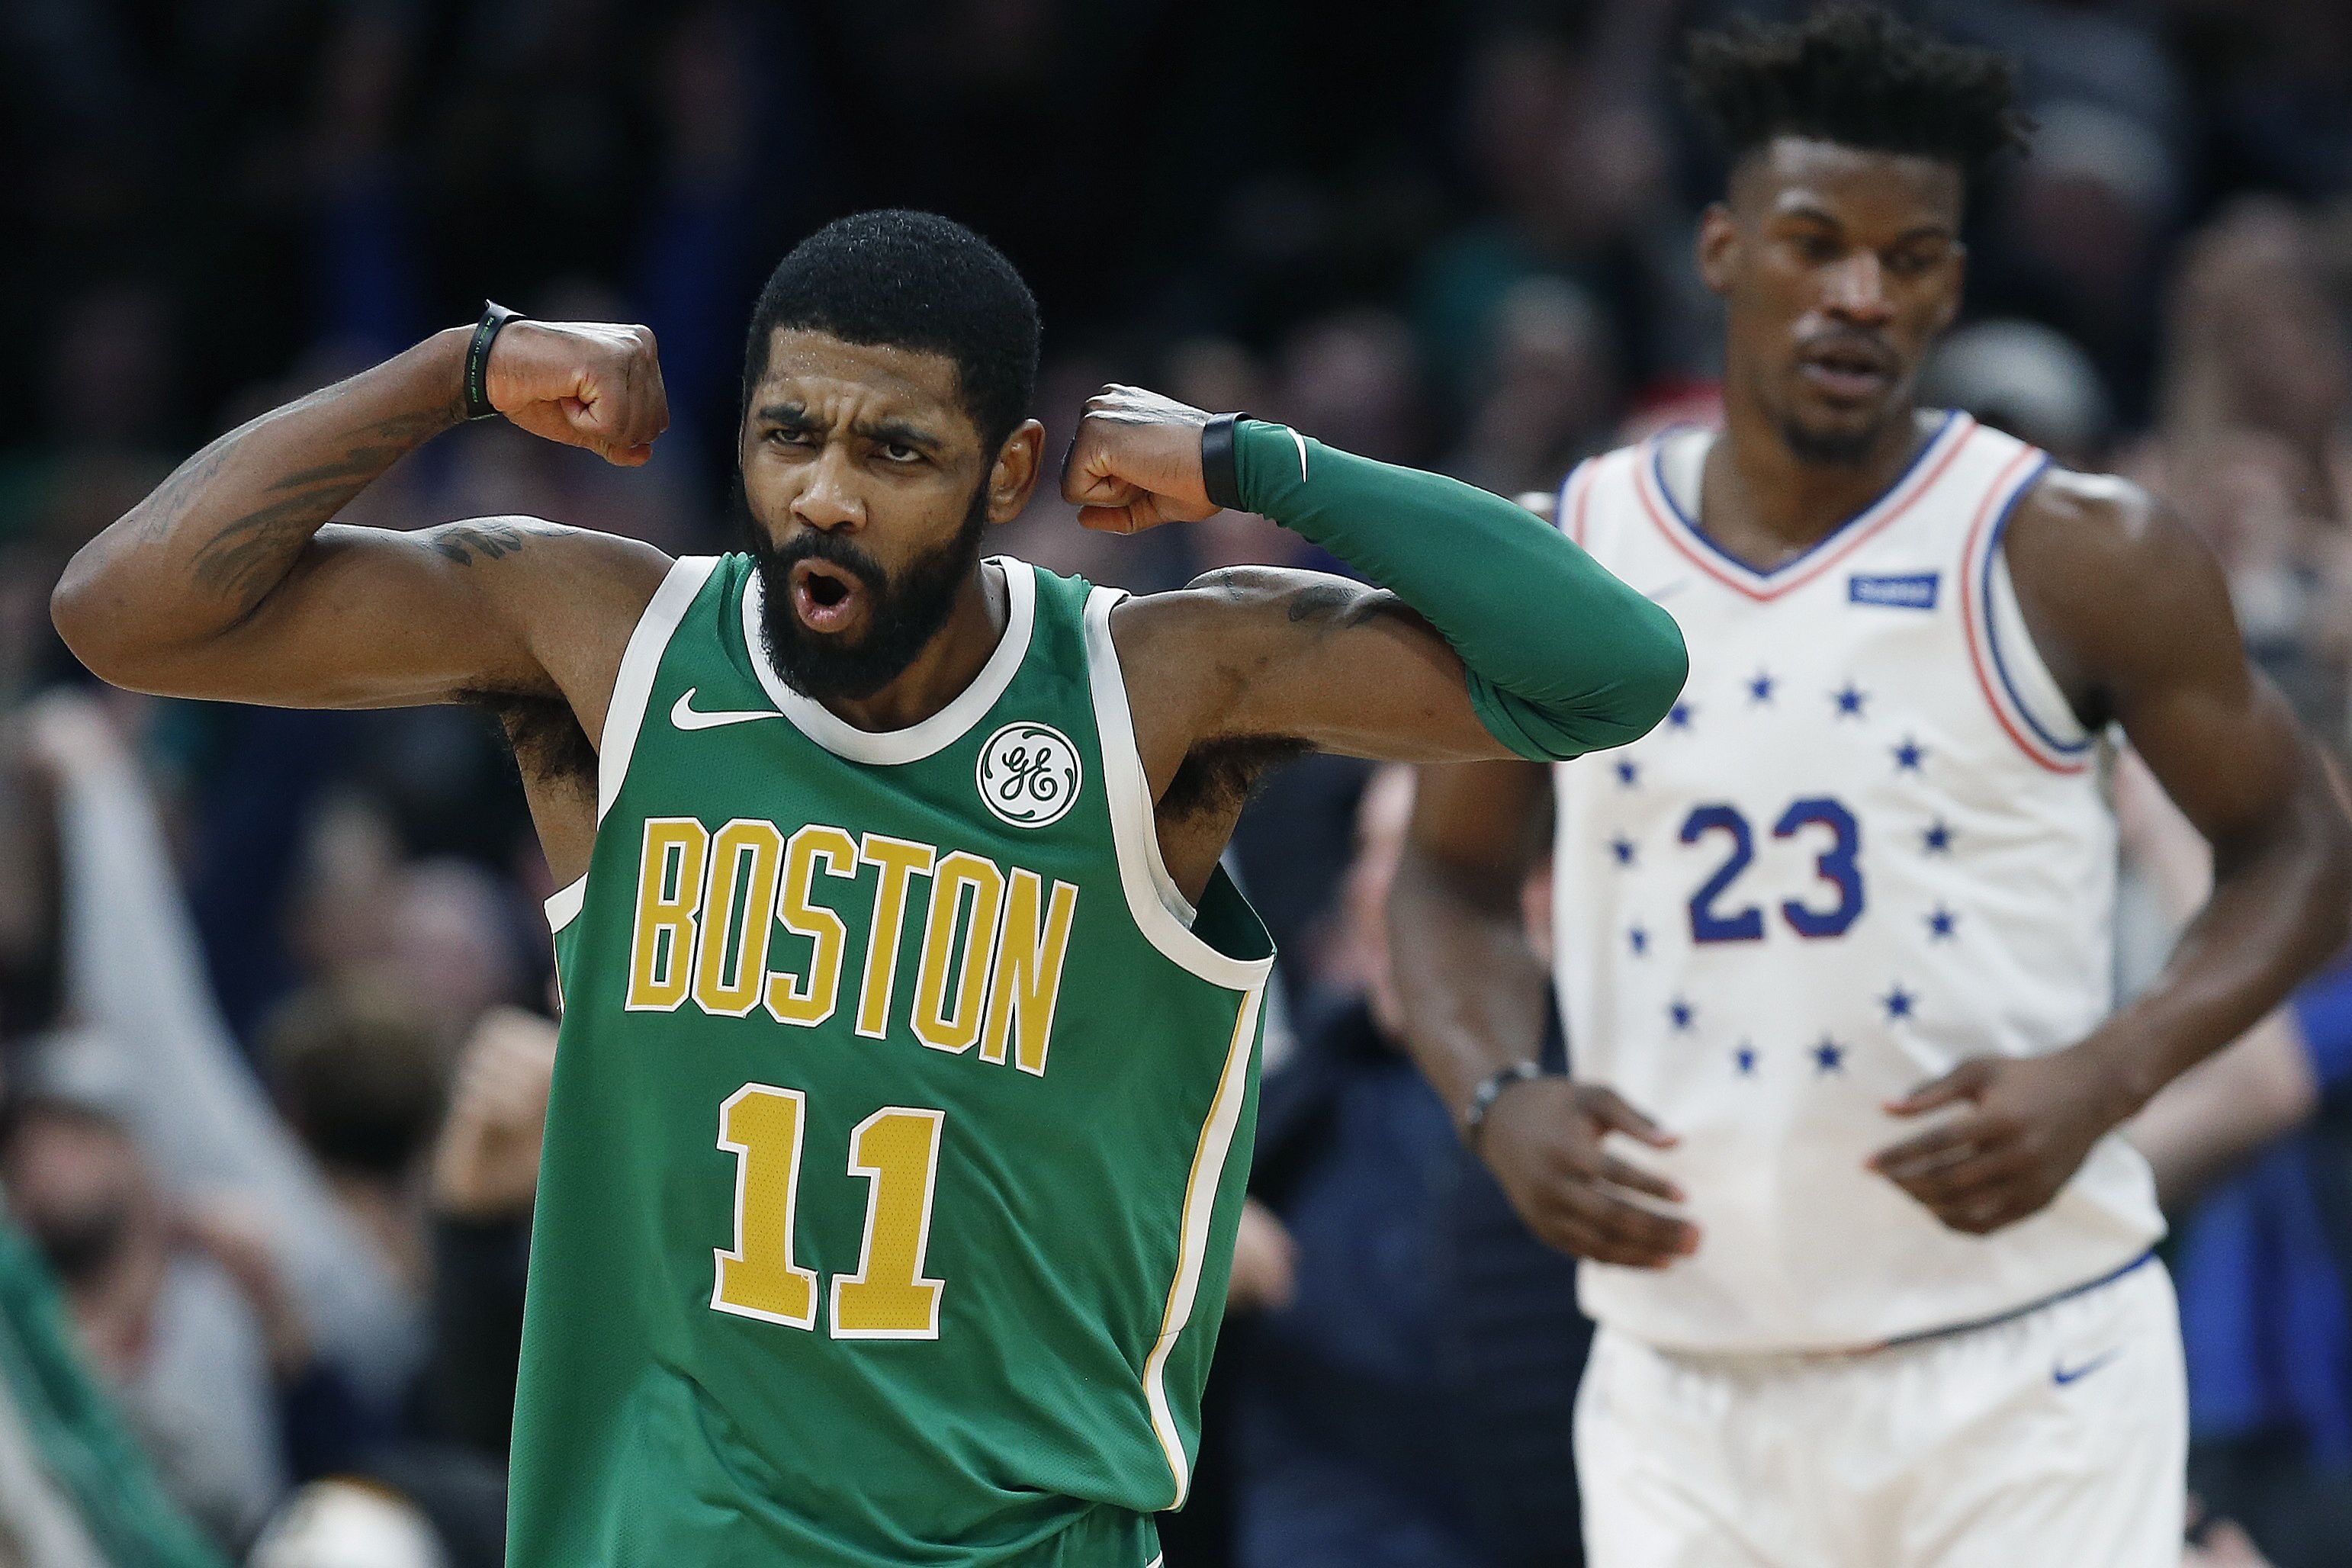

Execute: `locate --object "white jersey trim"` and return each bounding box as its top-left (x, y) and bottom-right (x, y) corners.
top-left (1142, 982), bottom-right (1268, 1506)
top-left (545, 553), bottom-right (720, 933)
top-left (1081, 586), bottom-right (1277, 992)
top-left (741, 557), bottom-right (1036, 766)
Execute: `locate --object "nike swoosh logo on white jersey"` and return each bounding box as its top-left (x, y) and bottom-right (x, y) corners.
top-left (670, 689), bottom-right (782, 731)
top-left (2052, 1348), bottom-right (2122, 1386)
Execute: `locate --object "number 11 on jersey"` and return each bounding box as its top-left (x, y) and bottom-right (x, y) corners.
top-left (712, 1085), bottom-right (947, 1339)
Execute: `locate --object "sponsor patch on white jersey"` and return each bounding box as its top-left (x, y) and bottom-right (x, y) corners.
top-left (1847, 570), bottom-right (1940, 609)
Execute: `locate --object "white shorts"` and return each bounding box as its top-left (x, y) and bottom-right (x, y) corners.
top-left (1574, 1259), bottom-right (2187, 1568)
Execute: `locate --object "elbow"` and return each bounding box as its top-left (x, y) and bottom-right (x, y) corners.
top-left (50, 537), bottom-right (150, 689)
top-left (50, 552), bottom-right (108, 673)
top-left (1584, 605), bottom-right (1690, 752)
top-left (1625, 604), bottom-right (1691, 733)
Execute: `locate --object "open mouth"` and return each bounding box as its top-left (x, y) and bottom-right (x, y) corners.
top-left (1797, 340), bottom-right (1895, 405)
top-left (788, 558), bottom-right (869, 636)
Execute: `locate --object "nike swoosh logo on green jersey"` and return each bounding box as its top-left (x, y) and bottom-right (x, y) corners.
top-left (670, 689), bottom-right (782, 731)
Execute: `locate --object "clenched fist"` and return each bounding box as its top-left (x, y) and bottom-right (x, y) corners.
top-left (482, 319), bottom-right (671, 468)
top-left (1060, 384), bottom-right (1222, 533)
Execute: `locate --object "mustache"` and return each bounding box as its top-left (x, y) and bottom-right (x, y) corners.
top-left (1796, 327), bottom-right (1897, 369)
top-left (753, 522), bottom-right (891, 596)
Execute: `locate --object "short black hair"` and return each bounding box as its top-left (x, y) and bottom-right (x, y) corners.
top-left (741, 210), bottom-right (1041, 453)
top-left (1681, 5), bottom-right (2031, 189)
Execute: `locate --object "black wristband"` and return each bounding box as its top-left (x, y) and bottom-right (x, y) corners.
top-left (1200, 413), bottom-right (1248, 512)
top-left (463, 301), bottom-right (522, 421)
top-left (1460, 1061), bottom-right (1546, 1150)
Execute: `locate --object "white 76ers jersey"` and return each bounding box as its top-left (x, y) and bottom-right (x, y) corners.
top-left (1551, 412), bottom-right (2164, 1353)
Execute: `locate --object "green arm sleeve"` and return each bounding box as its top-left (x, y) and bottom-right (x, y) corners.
top-left (1234, 421), bottom-right (1688, 760)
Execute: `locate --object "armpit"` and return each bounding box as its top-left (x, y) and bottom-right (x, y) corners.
top-left (467, 689), bottom-right (596, 792)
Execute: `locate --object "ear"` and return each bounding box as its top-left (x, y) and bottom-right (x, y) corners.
top-left (985, 419), bottom-right (1048, 523)
top-left (1696, 203), bottom-right (1740, 297)
top-left (1929, 243), bottom-right (1968, 337)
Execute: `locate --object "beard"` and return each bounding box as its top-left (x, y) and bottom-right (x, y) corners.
top-left (1776, 408), bottom-right (1893, 468)
top-left (736, 477), bottom-right (992, 705)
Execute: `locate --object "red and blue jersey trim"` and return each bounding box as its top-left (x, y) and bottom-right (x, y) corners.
top-left (1959, 445), bottom-right (2088, 775)
top-left (1632, 411), bottom-right (1977, 602)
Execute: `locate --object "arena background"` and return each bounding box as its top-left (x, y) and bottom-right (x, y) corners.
top-left (3, 2), bottom-right (2351, 1565)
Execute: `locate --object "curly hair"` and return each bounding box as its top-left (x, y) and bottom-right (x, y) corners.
top-left (1681, 5), bottom-right (2032, 188)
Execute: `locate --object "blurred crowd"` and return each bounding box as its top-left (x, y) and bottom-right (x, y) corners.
top-left (5, 1), bottom-right (2352, 1565)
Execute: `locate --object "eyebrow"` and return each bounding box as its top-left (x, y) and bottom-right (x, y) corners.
top-left (1775, 204), bottom-right (1955, 244)
top-left (856, 417), bottom-right (943, 454)
top-left (753, 405), bottom-right (944, 454)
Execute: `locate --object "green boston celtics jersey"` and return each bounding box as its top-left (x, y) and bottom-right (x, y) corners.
top-left (511, 553), bottom-right (1275, 1567)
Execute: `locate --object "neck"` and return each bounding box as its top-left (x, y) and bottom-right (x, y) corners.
top-left (1707, 376), bottom-right (1930, 564)
top-left (818, 560), bottom-right (1007, 732)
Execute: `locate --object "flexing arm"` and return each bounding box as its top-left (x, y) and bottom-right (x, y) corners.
top-left (1390, 759), bottom-right (1698, 1268)
top-left (1062, 387), bottom-right (1688, 771)
top-left (1873, 474), bottom-right (2352, 1233)
top-left (51, 319), bottom-right (671, 716)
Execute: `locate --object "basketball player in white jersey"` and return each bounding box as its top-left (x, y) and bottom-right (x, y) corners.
top-left (1392, 10), bottom-right (2352, 1566)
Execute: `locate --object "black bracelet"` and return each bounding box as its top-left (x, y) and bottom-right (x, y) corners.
top-left (463, 300), bottom-right (522, 420)
top-left (1460, 1061), bottom-right (1547, 1149)
top-left (1200, 412), bottom-right (1248, 512)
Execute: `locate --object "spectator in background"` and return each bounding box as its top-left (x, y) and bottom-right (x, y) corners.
top-left (262, 986), bottom-right (448, 1300)
top-left (0, 1204), bottom-right (226, 1567)
top-left (21, 696), bottom-right (423, 1409)
top-left (1, 1067), bottom-right (287, 1548)
top-left (2121, 753), bottom-right (2352, 1568)
top-left (420, 1007), bottom-right (556, 1463)
top-left (1447, 277), bottom-right (1622, 499)
top-left (2137, 198), bottom-right (2352, 750)
top-left (1239, 767), bottom-right (1486, 1568)
top-left (1920, 318), bottom-right (2114, 471)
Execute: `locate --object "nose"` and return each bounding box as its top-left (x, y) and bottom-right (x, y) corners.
top-left (1823, 251), bottom-right (1892, 325)
top-left (792, 444), bottom-right (864, 532)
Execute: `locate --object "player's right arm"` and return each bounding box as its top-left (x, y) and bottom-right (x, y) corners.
top-left (1390, 758), bottom-right (1700, 1269)
top-left (50, 319), bottom-right (672, 719)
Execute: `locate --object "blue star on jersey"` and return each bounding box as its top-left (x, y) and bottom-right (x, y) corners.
top-left (1893, 737), bottom-right (1926, 772)
top-left (1628, 925), bottom-right (1650, 956)
top-left (1926, 906), bottom-right (1958, 940)
top-left (1667, 701), bottom-right (1695, 731)
top-left (1881, 985), bottom-right (1917, 1020)
top-left (1669, 998), bottom-right (1695, 1032)
top-left (1748, 670), bottom-right (1775, 704)
top-left (1615, 759), bottom-right (1640, 788)
top-left (1833, 682), bottom-right (1868, 718)
top-left (1611, 835), bottom-right (1637, 867)
top-left (1813, 1039), bottom-right (1847, 1074)
top-left (1923, 820), bottom-right (1955, 854)
top-left (1734, 1044), bottom-right (1757, 1075)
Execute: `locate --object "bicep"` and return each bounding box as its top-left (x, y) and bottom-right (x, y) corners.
top-left (1194, 569), bottom-right (1519, 763)
top-left (126, 519), bottom-right (657, 715)
top-left (2018, 480), bottom-right (2313, 843)
top-left (2095, 532), bottom-right (2306, 844)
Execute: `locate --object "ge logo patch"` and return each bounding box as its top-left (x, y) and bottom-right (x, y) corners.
top-left (977, 722), bottom-right (1082, 828)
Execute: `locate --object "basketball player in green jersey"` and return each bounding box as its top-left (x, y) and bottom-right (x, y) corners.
top-left (53, 211), bottom-right (1685, 1565)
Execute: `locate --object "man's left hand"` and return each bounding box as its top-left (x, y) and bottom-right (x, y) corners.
top-left (1060, 384), bottom-right (1220, 533)
top-left (1868, 1044), bottom-right (2135, 1235)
